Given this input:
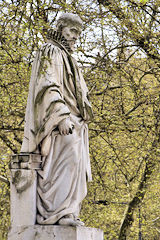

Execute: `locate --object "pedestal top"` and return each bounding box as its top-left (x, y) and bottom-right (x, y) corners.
top-left (8, 225), bottom-right (104, 240)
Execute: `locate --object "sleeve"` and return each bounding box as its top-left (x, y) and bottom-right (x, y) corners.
top-left (34, 44), bottom-right (70, 146)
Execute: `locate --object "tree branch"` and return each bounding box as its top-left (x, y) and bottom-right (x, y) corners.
top-left (98, 0), bottom-right (160, 61)
top-left (0, 175), bottom-right (10, 185)
top-left (0, 134), bottom-right (18, 153)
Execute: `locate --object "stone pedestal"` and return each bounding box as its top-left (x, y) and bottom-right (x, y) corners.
top-left (10, 169), bottom-right (37, 226)
top-left (8, 154), bottom-right (104, 240)
top-left (9, 154), bottom-right (42, 227)
top-left (8, 225), bottom-right (104, 240)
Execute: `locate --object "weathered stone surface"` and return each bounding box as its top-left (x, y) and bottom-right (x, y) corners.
top-left (8, 225), bottom-right (104, 240)
top-left (20, 13), bottom-right (93, 226)
top-left (8, 15), bottom-right (104, 240)
top-left (10, 169), bottom-right (37, 227)
top-left (10, 154), bottom-right (42, 170)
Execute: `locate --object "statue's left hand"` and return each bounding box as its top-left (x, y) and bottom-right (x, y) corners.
top-left (58, 118), bottom-right (74, 135)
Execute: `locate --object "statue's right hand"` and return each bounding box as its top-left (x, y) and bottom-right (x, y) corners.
top-left (58, 118), bottom-right (74, 135)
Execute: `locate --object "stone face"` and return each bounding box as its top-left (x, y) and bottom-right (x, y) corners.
top-left (10, 169), bottom-right (37, 227)
top-left (8, 225), bottom-right (104, 240)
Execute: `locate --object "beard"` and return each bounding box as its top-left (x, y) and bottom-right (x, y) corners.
top-left (67, 40), bottom-right (76, 52)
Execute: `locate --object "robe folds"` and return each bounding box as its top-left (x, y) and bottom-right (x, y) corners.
top-left (21, 39), bottom-right (93, 224)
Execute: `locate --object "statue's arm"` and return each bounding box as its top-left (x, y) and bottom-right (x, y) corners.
top-left (34, 44), bottom-right (73, 146)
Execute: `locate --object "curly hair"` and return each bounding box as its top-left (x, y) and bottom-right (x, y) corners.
top-left (56, 13), bottom-right (83, 32)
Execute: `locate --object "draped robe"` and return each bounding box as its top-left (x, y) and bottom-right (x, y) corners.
top-left (21, 39), bottom-right (93, 224)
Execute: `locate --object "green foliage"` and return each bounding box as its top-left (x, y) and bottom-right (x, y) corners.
top-left (0, 0), bottom-right (160, 239)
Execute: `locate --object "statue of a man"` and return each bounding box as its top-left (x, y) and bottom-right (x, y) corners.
top-left (21, 13), bottom-right (93, 226)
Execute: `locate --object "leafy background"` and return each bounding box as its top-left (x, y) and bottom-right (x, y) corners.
top-left (0, 0), bottom-right (160, 239)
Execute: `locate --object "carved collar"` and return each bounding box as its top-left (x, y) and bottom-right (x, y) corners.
top-left (46, 29), bottom-right (71, 53)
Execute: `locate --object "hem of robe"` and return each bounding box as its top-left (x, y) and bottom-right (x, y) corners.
top-left (36, 205), bottom-right (84, 225)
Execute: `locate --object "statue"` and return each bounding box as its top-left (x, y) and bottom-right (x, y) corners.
top-left (20, 13), bottom-right (93, 227)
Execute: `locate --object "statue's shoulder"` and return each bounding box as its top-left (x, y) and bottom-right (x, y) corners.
top-left (40, 42), bottom-right (63, 58)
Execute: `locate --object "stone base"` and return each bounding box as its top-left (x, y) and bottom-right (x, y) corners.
top-left (10, 169), bottom-right (37, 226)
top-left (8, 225), bottom-right (104, 240)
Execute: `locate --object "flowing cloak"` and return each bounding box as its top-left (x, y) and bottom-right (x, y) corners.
top-left (21, 39), bottom-right (93, 224)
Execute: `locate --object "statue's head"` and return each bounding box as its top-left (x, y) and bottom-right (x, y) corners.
top-left (56, 13), bottom-right (83, 52)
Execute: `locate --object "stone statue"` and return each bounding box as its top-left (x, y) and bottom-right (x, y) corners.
top-left (20, 13), bottom-right (93, 227)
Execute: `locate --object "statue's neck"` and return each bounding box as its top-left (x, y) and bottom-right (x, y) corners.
top-left (46, 29), bottom-right (72, 54)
